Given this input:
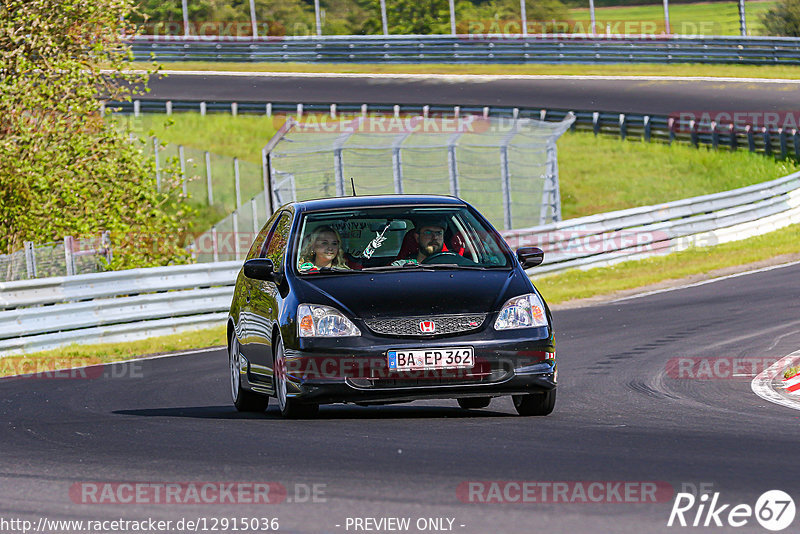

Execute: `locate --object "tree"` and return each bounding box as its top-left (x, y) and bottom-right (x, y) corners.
top-left (761, 0), bottom-right (800, 36)
top-left (0, 0), bottom-right (193, 267)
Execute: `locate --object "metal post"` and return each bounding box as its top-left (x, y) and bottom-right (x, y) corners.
top-left (249, 0), bottom-right (258, 38)
top-left (619, 114), bottom-right (627, 141)
top-left (165, 101), bottom-right (172, 115)
top-left (729, 124), bottom-right (738, 151)
top-left (379, 0), bottom-right (389, 36)
top-left (251, 198), bottom-right (259, 234)
top-left (64, 236), bottom-right (75, 276)
top-left (392, 147), bottom-right (404, 194)
top-left (643, 115), bottom-right (651, 142)
top-left (447, 133), bottom-right (462, 197)
top-left (780, 128), bottom-right (787, 159)
top-left (520, 0), bottom-right (528, 37)
top-left (499, 146), bottom-right (512, 230)
top-left (711, 122), bottom-right (719, 150)
top-left (739, 0), bottom-right (747, 36)
top-left (153, 136), bottom-right (161, 192)
top-left (763, 128), bottom-right (772, 156)
top-left (211, 226), bottom-right (219, 262)
top-left (200, 101), bottom-right (206, 116)
top-left (181, 0), bottom-right (190, 37)
top-left (547, 142), bottom-right (562, 223)
top-left (315, 0), bottom-right (322, 36)
top-left (663, 0), bottom-right (671, 34)
top-left (24, 241), bottom-right (37, 279)
top-left (234, 157), bottom-right (242, 208)
top-left (334, 148), bottom-right (345, 197)
top-left (794, 129), bottom-right (800, 159)
top-left (179, 145), bottom-right (187, 196)
top-left (449, 0), bottom-right (456, 35)
top-left (231, 102), bottom-right (238, 117)
top-left (592, 111), bottom-right (600, 136)
top-left (133, 100), bottom-right (140, 117)
top-left (747, 125), bottom-right (755, 152)
top-left (233, 211), bottom-right (240, 259)
top-left (205, 151), bottom-right (214, 205)
top-left (589, 0), bottom-right (597, 36)
top-left (102, 230), bottom-right (112, 265)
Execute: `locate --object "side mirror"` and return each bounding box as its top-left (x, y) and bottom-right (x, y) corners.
top-left (243, 258), bottom-right (276, 281)
top-left (516, 247), bottom-right (544, 269)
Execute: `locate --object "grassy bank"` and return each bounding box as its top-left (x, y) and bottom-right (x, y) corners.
top-left (134, 62), bottom-right (800, 80)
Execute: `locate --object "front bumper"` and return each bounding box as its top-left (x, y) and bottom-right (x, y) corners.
top-left (274, 332), bottom-right (556, 405)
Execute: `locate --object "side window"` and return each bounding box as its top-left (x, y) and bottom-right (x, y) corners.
top-left (260, 213), bottom-right (292, 271)
top-left (246, 212), bottom-right (281, 260)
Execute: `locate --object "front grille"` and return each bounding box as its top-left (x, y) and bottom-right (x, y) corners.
top-left (364, 314), bottom-right (487, 337)
top-left (348, 368), bottom-right (511, 389)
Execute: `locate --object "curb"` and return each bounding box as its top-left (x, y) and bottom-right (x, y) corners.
top-left (751, 349), bottom-right (800, 411)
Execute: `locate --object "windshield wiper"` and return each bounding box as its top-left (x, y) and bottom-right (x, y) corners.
top-left (362, 263), bottom-right (425, 272)
top-left (299, 267), bottom-right (361, 274)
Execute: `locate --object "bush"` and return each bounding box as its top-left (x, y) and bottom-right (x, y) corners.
top-left (0, 0), bottom-right (194, 268)
top-left (761, 0), bottom-right (800, 37)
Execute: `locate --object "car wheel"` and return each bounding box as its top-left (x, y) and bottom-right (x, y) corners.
top-left (512, 389), bottom-right (556, 416)
top-left (230, 334), bottom-right (269, 412)
top-left (274, 337), bottom-right (319, 419)
top-left (457, 397), bottom-right (491, 409)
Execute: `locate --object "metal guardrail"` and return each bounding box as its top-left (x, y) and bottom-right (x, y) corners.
top-left (503, 170), bottom-right (800, 275)
top-left (3, 168), bottom-right (800, 354)
top-left (128, 35), bottom-right (800, 65)
top-left (0, 262), bottom-right (240, 354)
top-left (111, 99), bottom-right (800, 160)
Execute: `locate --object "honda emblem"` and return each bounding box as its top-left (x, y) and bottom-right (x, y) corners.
top-left (419, 321), bottom-right (436, 333)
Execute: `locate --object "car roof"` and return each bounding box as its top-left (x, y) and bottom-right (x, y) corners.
top-left (292, 195), bottom-right (468, 213)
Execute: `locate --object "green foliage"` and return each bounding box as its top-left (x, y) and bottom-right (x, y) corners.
top-left (0, 0), bottom-right (193, 268)
top-left (761, 0), bottom-right (800, 36)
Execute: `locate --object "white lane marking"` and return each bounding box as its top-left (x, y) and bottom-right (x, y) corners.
top-left (0, 346), bottom-right (225, 380)
top-left (612, 259), bottom-right (800, 303)
top-left (119, 70), bottom-right (800, 85)
top-left (751, 350), bottom-right (800, 412)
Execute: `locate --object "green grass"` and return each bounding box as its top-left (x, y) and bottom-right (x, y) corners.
top-left (567, 0), bottom-right (775, 36)
top-left (137, 62), bottom-right (800, 80)
top-left (0, 326), bottom-right (226, 378)
top-left (122, 112), bottom-right (800, 221)
top-left (534, 222), bottom-right (800, 304)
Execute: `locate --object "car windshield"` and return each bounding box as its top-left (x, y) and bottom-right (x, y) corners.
top-left (295, 206), bottom-right (511, 273)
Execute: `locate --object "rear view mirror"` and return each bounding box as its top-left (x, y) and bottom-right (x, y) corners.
top-left (243, 258), bottom-right (276, 281)
top-left (516, 247), bottom-right (544, 269)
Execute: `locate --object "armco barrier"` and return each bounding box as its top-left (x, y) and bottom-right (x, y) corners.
top-left (110, 100), bottom-right (800, 159)
top-left (127, 35), bottom-right (800, 66)
top-left (2, 172), bottom-right (799, 355)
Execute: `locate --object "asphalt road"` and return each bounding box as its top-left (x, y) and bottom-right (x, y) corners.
top-left (143, 73), bottom-right (800, 114)
top-left (2, 262), bottom-right (800, 533)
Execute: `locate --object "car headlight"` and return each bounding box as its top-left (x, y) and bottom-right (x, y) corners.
top-left (494, 293), bottom-right (548, 330)
top-left (297, 304), bottom-right (361, 337)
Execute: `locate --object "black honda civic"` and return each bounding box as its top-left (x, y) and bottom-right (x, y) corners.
top-left (227, 195), bottom-right (556, 418)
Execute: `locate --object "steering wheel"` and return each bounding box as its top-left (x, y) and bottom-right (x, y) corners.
top-left (421, 252), bottom-right (477, 266)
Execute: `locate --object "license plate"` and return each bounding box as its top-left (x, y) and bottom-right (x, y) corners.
top-left (387, 347), bottom-right (474, 371)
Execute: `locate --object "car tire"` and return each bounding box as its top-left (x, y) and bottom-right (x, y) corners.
top-left (457, 397), bottom-right (491, 409)
top-left (512, 389), bottom-right (556, 416)
top-left (274, 337), bottom-right (319, 419)
top-left (230, 334), bottom-right (270, 412)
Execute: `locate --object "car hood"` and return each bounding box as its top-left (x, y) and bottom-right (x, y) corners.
top-left (294, 269), bottom-right (530, 319)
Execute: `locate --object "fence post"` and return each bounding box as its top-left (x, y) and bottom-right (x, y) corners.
top-left (667, 117), bottom-right (675, 145)
top-left (690, 120), bottom-right (698, 147)
top-left (330, 104), bottom-right (337, 119)
top-left (262, 146), bottom-right (274, 217)
top-left (211, 226), bottom-right (219, 263)
top-left (643, 115), bottom-right (651, 142)
top-left (392, 146), bottom-right (404, 194)
top-left (153, 136), bottom-right (161, 192)
top-left (24, 241), bottom-right (37, 279)
top-left (133, 100), bottom-right (140, 117)
top-left (711, 122), bottom-right (719, 150)
top-left (447, 133), bottom-right (462, 197)
top-left (166, 101), bottom-right (172, 115)
top-left (794, 129), bottom-right (800, 159)
top-left (729, 124), bottom-right (737, 151)
top-left (200, 101), bottom-right (207, 116)
top-left (619, 113), bottom-right (627, 141)
top-left (179, 145), bottom-right (187, 196)
top-left (593, 112), bottom-right (600, 136)
top-left (234, 157), bottom-right (242, 209)
top-left (102, 230), bottom-right (113, 265)
top-left (205, 151), bottom-right (214, 205)
top-left (233, 211), bottom-right (240, 259)
top-left (499, 145), bottom-right (512, 230)
top-left (231, 102), bottom-right (238, 117)
top-left (251, 198), bottom-right (259, 235)
top-left (266, 103), bottom-right (272, 117)
top-left (747, 125), bottom-right (755, 152)
top-left (64, 236), bottom-right (75, 276)
top-left (334, 148), bottom-right (345, 197)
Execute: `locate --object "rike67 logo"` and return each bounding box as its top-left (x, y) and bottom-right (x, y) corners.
top-left (668, 490), bottom-right (795, 531)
